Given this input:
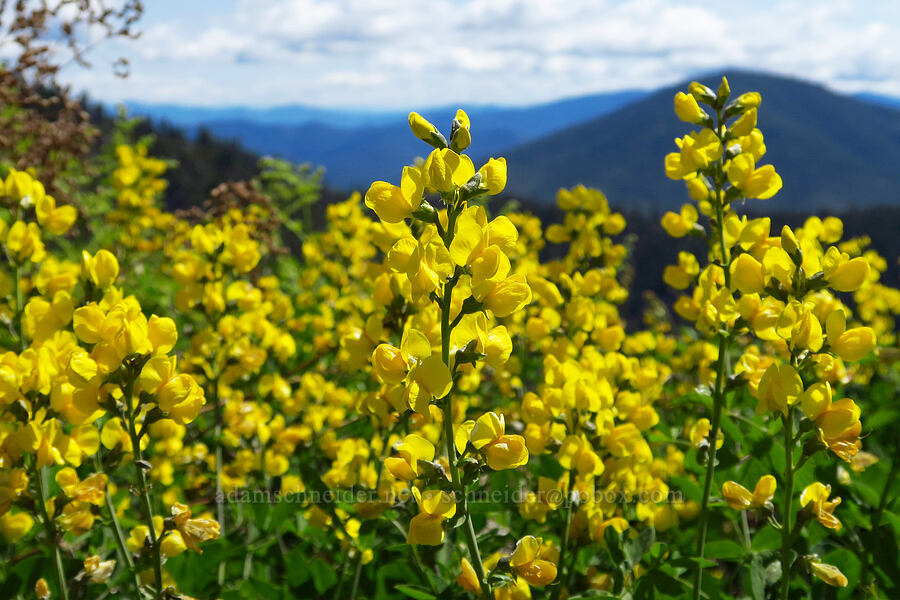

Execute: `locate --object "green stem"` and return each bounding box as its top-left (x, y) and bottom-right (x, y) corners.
top-left (438, 200), bottom-right (490, 599)
top-left (33, 463), bottom-right (69, 600)
top-left (123, 377), bottom-right (164, 599)
top-left (692, 105), bottom-right (732, 600)
top-left (780, 408), bottom-right (795, 600)
top-left (349, 551), bottom-right (364, 600)
top-left (210, 372), bottom-right (227, 588)
top-left (692, 330), bottom-right (728, 599)
top-left (95, 454), bottom-right (141, 595)
top-left (551, 471), bottom-right (576, 600)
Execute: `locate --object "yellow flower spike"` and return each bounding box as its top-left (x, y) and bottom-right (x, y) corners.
top-left (721, 475), bottom-right (776, 510)
top-left (730, 253), bottom-right (766, 295)
top-left (384, 434), bottom-right (435, 480)
top-left (661, 203), bottom-right (698, 238)
top-left (509, 535), bottom-right (558, 586)
top-left (799, 482), bottom-right (842, 530)
top-left (673, 91), bottom-right (708, 124)
top-left (457, 557), bottom-right (482, 594)
top-left (754, 363), bottom-right (803, 415)
top-left (478, 157), bottom-right (507, 195)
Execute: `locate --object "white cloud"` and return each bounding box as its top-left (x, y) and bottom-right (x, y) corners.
top-left (52, 0), bottom-right (900, 107)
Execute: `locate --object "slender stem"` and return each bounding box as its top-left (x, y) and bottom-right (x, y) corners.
top-left (123, 377), bottom-right (164, 598)
top-left (210, 371), bottom-right (228, 588)
top-left (551, 471), bottom-right (576, 600)
top-left (780, 408), bottom-right (795, 600)
top-left (349, 551), bottom-right (364, 600)
top-left (437, 200), bottom-right (490, 598)
top-left (692, 331), bottom-right (727, 599)
top-left (95, 454), bottom-right (141, 595)
top-left (33, 463), bottom-right (69, 600)
top-left (692, 105), bottom-right (733, 600)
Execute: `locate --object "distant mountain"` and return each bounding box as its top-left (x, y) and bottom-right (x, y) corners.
top-left (500, 71), bottom-right (900, 211)
top-left (855, 92), bottom-right (900, 110)
top-left (122, 91), bottom-right (645, 190)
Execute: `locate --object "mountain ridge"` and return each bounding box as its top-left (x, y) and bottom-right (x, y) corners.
top-left (499, 70), bottom-right (900, 211)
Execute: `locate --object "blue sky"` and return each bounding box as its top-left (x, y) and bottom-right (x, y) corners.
top-left (56, 0), bottom-right (900, 108)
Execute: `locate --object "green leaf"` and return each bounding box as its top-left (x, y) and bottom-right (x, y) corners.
top-left (749, 554), bottom-right (766, 600)
top-left (395, 584), bottom-right (438, 599)
top-left (604, 527), bottom-right (625, 566)
top-left (309, 558), bottom-right (338, 593)
top-left (704, 539), bottom-right (746, 560)
top-left (751, 527), bottom-right (781, 553)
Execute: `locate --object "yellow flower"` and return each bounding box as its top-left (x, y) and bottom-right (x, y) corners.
top-left (82, 249), bottom-right (120, 288)
top-left (452, 109), bottom-right (472, 151)
top-left (478, 157), bottom-right (507, 195)
top-left (721, 475), bottom-right (776, 510)
top-left (673, 91), bottom-right (708, 124)
top-left (409, 112), bottom-right (441, 144)
top-left (83, 555), bottom-right (117, 583)
top-left (726, 153), bottom-right (782, 200)
top-left (660, 203), bottom-right (698, 238)
top-left (457, 557), bottom-right (481, 594)
top-left (35, 578), bottom-right (50, 600)
top-left (730, 253), bottom-right (765, 295)
top-left (799, 482), bottom-right (842, 530)
top-left (754, 363), bottom-right (803, 415)
top-left (825, 310), bottom-right (876, 363)
top-left (364, 166), bottom-right (425, 223)
top-left (384, 434), bottom-right (435, 480)
top-left (171, 503), bottom-right (221, 553)
top-left (0, 510), bottom-right (34, 542)
top-left (423, 148), bottom-right (475, 193)
top-left (407, 487), bottom-right (456, 545)
top-left (807, 560), bottom-right (848, 587)
top-left (509, 535), bottom-right (557, 586)
top-left (470, 412), bottom-right (529, 470)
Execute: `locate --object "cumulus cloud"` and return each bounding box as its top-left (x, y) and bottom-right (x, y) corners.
top-left (56, 0), bottom-right (900, 106)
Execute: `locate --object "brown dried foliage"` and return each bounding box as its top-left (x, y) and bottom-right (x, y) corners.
top-left (0, 0), bottom-right (143, 194)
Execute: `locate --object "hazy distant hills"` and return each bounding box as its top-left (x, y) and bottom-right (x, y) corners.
top-left (501, 71), bottom-right (900, 211)
top-left (123, 91), bottom-right (645, 189)
top-left (123, 72), bottom-right (900, 211)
